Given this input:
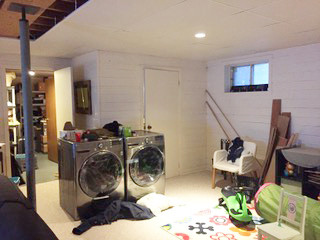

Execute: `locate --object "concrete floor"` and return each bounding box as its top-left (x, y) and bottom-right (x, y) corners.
top-left (20, 171), bottom-right (237, 240)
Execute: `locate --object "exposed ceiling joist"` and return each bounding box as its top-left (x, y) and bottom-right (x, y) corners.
top-left (41, 9), bottom-right (68, 19)
top-left (0, 0), bottom-right (5, 9)
top-left (48, 0), bottom-right (75, 13)
top-left (29, 0), bottom-right (90, 38)
top-left (33, 17), bottom-right (55, 27)
top-left (63, 0), bottom-right (88, 8)
top-left (0, 0), bottom-right (90, 39)
top-left (29, 24), bottom-right (51, 32)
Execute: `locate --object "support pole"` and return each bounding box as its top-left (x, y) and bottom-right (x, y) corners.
top-left (19, 7), bottom-right (36, 210)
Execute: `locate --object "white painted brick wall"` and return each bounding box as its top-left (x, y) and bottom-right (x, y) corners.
top-left (72, 51), bottom-right (100, 129)
top-left (207, 43), bottom-right (320, 166)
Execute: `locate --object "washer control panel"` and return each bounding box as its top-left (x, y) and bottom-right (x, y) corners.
top-left (144, 137), bottom-right (153, 145)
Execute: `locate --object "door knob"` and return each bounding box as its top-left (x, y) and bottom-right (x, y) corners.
top-left (147, 125), bottom-right (152, 130)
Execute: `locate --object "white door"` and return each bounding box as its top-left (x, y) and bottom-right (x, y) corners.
top-left (54, 67), bottom-right (74, 136)
top-left (144, 69), bottom-right (179, 178)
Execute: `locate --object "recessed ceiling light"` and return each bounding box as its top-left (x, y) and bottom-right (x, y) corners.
top-left (195, 32), bottom-right (206, 38)
top-left (28, 71), bottom-right (35, 76)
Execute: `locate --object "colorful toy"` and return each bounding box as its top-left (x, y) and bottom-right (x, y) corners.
top-left (284, 162), bottom-right (295, 177)
top-left (219, 186), bottom-right (253, 223)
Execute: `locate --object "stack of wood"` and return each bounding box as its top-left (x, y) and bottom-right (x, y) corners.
top-left (260, 99), bottom-right (299, 184)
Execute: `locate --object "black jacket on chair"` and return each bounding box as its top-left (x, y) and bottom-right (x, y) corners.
top-left (227, 137), bottom-right (244, 163)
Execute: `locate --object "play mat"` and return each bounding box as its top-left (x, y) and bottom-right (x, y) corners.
top-left (161, 205), bottom-right (265, 240)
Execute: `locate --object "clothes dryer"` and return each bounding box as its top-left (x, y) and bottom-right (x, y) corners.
top-left (124, 130), bottom-right (165, 201)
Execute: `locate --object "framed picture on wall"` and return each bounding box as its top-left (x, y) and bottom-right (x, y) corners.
top-left (74, 80), bottom-right (92, 115)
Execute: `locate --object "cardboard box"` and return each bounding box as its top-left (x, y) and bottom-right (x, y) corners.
top-left (38, 81), bottom-right (46, 91)
top-left (41, 144), bottom-right (48, 153)
top-left (41, 135), bottom-right (47, 144)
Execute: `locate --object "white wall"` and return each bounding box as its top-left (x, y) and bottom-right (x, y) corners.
top-left (54, 67), bottom-right (74, 135)
top-left (0, 54), bottom-right (71, 175)
top-left (70, 51), bottom-right (207, 176)
top-left (97, 51), bottom-right (208, 176)
top-left (207, 43), bottom-right (320, 165)
top-left (72, 51), bottom-right (100, 129)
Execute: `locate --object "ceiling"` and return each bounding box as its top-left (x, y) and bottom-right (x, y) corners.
top-left (0, 0), bottom-right (89, 39)
top-left (0, 0), bottom-right (55, 38)
top-left (1, 0), bottom-right (320, 61)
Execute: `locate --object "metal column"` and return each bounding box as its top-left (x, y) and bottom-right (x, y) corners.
top-left (19, 8), bottom-right (36, 210)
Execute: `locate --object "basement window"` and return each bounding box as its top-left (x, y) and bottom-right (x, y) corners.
top-left (227, 62), bottom-right (269, 92)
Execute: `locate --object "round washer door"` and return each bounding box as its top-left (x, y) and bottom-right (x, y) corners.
top-left (79, 150), bottom-right (123, 198)
top-left (129, 145), bottom-right (164, 187)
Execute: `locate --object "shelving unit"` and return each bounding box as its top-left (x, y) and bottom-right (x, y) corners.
top-left (17, 89), bottom-right (46, 133)
top-left (275, 149), bottom-right (320, 200)
top-left (7, 86), bottom-right (20, 156)
top-left (11, 81), bottom-right (47, 157)
top-left (303, 170), bottom-right (320, 199)
top-left (7, 86), bottom-right (17, 121)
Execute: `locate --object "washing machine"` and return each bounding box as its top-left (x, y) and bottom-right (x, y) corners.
top-left (124, 130), bottom-right (165, 201)
top-left (58, 138), bottom-right (125, 220)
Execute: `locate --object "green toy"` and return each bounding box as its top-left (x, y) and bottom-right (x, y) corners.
top-left (219, 186), bottom-right (253, 223)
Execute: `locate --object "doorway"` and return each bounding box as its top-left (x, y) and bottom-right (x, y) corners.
top-left (144, 68), bottom-right (180, 178)
top-left (5, 68), bottom-right (71, 183)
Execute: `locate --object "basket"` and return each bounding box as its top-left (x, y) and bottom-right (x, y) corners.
top-left (9, 176), bottom-right (20, 185)
top-left (16, 154), bottom-right (38, 172)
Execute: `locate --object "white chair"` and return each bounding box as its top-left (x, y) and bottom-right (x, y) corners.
top-left (257, 189), bottom-right (308, 240)
top-left (211, 141), bottom-right (257, 188)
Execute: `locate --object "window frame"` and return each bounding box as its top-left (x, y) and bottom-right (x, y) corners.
top-left (226, 60), bottom-right (270, 93)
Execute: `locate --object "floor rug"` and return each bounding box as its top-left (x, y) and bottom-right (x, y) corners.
top-left (161, 206), bottom-right (263, 240)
